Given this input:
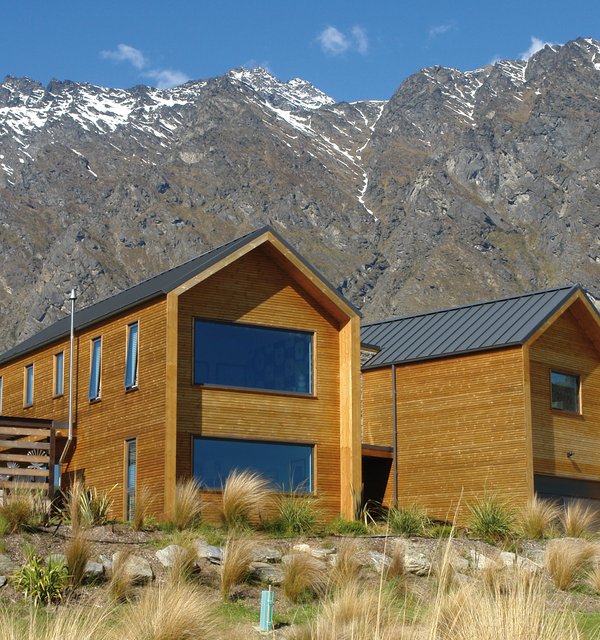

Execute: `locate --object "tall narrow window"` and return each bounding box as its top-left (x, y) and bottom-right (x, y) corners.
top-left (125, 439), bottom-right (137, 521)
top-left (54, 351), bottom-right (64, 397)
top-left (24, 364), bottom-right (34, 407)
top-left (89, 337), bottom-right (102, 401)
top-left (0, 376), bottom-right (3, 415)
top-left (125, 322), bottom-right (139, 390)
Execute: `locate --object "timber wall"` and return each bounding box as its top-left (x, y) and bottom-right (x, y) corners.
top-left (175, 246), bottom-right (342, 521)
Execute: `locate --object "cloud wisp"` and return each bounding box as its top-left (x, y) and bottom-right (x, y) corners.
top-left (100, 44), bottom-right (189, 89)
top-left (519, 36), bottom-right (552, 60)
top-left (317, 25), bottom-right (369, 56)
top-left (428, 22), bottom-right (455, 39)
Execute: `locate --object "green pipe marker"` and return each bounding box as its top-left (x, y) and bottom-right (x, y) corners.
top-left (259, 586), bottom-right (274, 632)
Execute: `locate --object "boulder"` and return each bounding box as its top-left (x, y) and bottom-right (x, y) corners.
top-left (498, 551), bottom-right (541, 573)
top-left (195, 541), bottom-right (223, 565)
top-left (84, 560), bottom-right (104, 580)
top-left (252, 546), bottom-right (283, 563)
top-left (112, 552), bottom-right (154, 584)
top-left (369, 551), bottom-right (390, 573)
top-left (311, 547), bottom-right (336, 560)
top-left (292, 543), bottom-right (311, 554)
top-left (156, 544), bottom-right (194, 568)
top-left (404, 551), bottom-right (431, 576)
top-left (250, 561), bottom-right (284, 585)
top-left (0, 576), bottom-right (6, 588)
top-left (465, 549), bottom-right (498, 571)
top-left (0, 554), bottom-right (17, 576)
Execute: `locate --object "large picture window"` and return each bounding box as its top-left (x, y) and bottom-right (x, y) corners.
top-left (193, 320), bottom-right (313, 394)
top-left (551, 371), bottom-right (580, 413)
top-left (89, 337), bottom-right (102, 401)
top-left (193, 437), bottom-right (314, 493)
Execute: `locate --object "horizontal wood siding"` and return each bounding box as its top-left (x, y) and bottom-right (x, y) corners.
top-left (362, 368), bottom-right (393, 448)
top-left (0, 299), bottom-right (168, 519)
top-left (175, 246), bottom-right (342, 521)
top-left (530, 305), bottom-right (600, 481)
top-left (392, 347), bottom-right (529, 522)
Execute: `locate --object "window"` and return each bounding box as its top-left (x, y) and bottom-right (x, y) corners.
top-left (125, 322), bottom-right (139, 390)
top-left (24, 364), bottom-right (34, 407)
top-left (125, 439), bottom-right (136, 521)
top-left (193, 437), bottom-right (314, 493)
top-left (551, 371), bottom-right (580, 413)
top-left (89, 337), bottom-right (102, 401)
top-left (54, 351), bottom-right (64, 397)
top-left (193, 320), bottom-right (313, 394)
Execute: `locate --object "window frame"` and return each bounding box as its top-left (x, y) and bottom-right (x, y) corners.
top-left (24, 364), bottom-right (34, 408)
top-left (125, 321), bottom-right (139, 391)
top-left (53, 351), bottom-right (65, 398)
top-left (550, 369), bottom-right (581, 415)
top-left (88, 337), bottom-right (102, 402)
top-left (192, 435), bottom-right (316, 494)
top-left (192, 318), bottom-right (316, 397)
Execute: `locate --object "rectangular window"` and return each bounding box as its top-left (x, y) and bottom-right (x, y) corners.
top-left (24, 364), bottom-right (34, 407)
top-left (193, 320), bottom-right (313, 394)
top-left (125, 439), bottom-right (136, 521)
top-left (193, 436), bottom-right (314, 493)
top-left (125, 322), bottom-right (139, 390)
top-left (89, 337), bottom-right (102, 401)
top-left (54, 351), bottom-right (64, 397)
top-left (551, 371), bottom-right (580, 413)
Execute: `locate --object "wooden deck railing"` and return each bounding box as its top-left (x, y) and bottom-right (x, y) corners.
top-left (0, 417), bottom-right (56, 497)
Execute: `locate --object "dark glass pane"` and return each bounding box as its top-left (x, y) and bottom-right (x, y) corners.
top-left (193, 437), bottom-right (313, 492)
top-left (194, 320), bottom-right (312, 394)
top-left (551, 371), bottom-right (579, 413)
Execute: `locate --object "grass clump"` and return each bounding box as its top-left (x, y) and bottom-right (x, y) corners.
top-left (133, 486), bottom-right (153, 531)
top-left (327, 516), bottom-right (368, 536)
top-left (13, 547), bottom-right (68, 606)
top-left (220, 470), bottom-right (272, 530)
top-left (561, 500), bottom-right (597, 538)
top-left (0, 486), bottom-right (46, 533)
top-left (330, 539), bottom-right (363, 588)
top-left (172, 478), bottom-right (202, 530)
top-left (388, 504), bottom-right (430, 537)
top-left (518, 496), bottom-right (560, 539)
top-left (219, 535), bottom-right (255, 600)
top-left (108, 549), bottom-right (135, 603)
top-left (64, 529), bottom-right (92, 588)
top-left (79, 486), bottom-right (113, 526)
top-left (545, 539), bottom-right (596, 590)
top-left (586, 563), bottom-right (600, 595)
top-left (282, 552), bottom-right (326, 603)
top-left (467, 495), bottom-right (515, 542)
top-left (167, 543), bottom-right (199, 586)
top-left (271, 493), bottom-right (319, 535)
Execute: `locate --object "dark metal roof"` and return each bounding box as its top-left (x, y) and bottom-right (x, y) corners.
top-left (0, 225), bottom-right (358, 366)
top-left (361, 285), bottom-right (585, 369)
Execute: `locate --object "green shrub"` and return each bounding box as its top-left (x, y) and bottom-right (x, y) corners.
top-left (388, 505), bottom-right (430, 537)
top-left (468, 496), bottom-right (515, 542)
top-left (272, 495), bottom-right (319, 535)
top-left (14, 547), bottom-right (68, 606)
top-left (79, 486), bottom-right (114, 526)
top-left (0, 514), bottom-right (10, 536)
top-left (327, 516), bottom-right (368, 536)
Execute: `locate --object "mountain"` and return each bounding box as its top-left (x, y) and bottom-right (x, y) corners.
top-left (0, 38), bottom-right (599, 351)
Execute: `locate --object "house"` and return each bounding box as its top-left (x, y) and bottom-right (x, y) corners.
top-left (0, 227), bottom-right (361, 521)
top-left (360, 286), bottom-right (600, 522)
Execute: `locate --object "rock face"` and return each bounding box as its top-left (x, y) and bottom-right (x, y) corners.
top-left (0, 39), bottom-right (599, 351)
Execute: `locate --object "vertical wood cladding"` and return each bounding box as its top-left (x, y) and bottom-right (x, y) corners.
top-left (530, 305), bottom-right (600, 481)
top-left (0, 299), bottom-right (168, 519)
top-left (176, 246), bottom-right (342, 520)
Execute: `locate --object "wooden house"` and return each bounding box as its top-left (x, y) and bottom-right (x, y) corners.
top-left (360, 286), bottom-right (600, 522)
top-left (0, 227), bottom-right (361, 521)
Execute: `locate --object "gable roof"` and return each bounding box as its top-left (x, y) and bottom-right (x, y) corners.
top-left (0, 226), bottom-right (358, 366)
top-left (361, 285), bottom-right (597, 370)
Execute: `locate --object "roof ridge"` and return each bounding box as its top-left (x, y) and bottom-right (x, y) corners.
top-left (361, 284), bottom-right (579, 327)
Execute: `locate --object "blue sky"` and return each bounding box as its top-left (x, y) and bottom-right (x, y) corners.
top-left (2, 0), bottom-right (598, 101)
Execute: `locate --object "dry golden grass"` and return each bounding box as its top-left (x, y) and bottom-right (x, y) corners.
top-left (220, 470), bottom-right (272, 529)
top-left (518, 496), bottom-right (560, 539)
top-left (561, 501), bottom-right (597, 538)
top-left (386, 540), bottom-right (406, 581)
top-left (219, 535), bottom-right (255, 600)
top-left (168, 543), bottom-right (199, 586)
top-left (64, 529), bottom-right (92, 588)
top-left (545, 539), bottom-right (596, 590)
top-left (0, 485), bottom-right (45, 533)
top-left (330, 539), bottom-right (363, 588)
top-left (172, 479), bottom-right (202, 530)
top-left (108, 549), bottom-right (134, 603)
top-left (63, 479), bottom-right (84, 532)
top-left (133, 487), bottom-right (153, 531)
top-left (586, 563), bottom-right (600, 594)
top-left (282, 551), bottom-right (327, 603)
top-left (115, 582), bottom-right (224, 640)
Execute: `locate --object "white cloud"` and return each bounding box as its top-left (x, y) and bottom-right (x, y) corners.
top-left (317, 25), bottom-right (368, 56)
top-left (428, 23), bottom-right (454, 39)
top-left (519, 36), bottom-right (552, 60)
top-left (101, 43), bottom-right (188, 88)
top-left (101, 44), bottom-right (147, 70)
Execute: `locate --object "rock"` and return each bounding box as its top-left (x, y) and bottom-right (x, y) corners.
top-left (195, 541), bottom-right (223, 565)
top-left (0, 554), bottom-right (18, 575)
top-left (449, 555), bottom-right (471, 574)
top-left (310, 547), bottom-right (336, 560)
top-left (292, 544), bottom-right (311, 554)
top-left (524, 549), bottom-right (545, 566)
top-left (84, 560), bottom-right (104, 580)
top-left (252, 546), bottom-right (283, 563)
top-left (0, 576), bottom-right (6, 587)
top-left (465, 550), bottom-right (498, 571)
top-left (369, 551), bottom-right (391, 573)
top-left (404, 551), bottom-right (431, 576)
top-left (112, 552), bottom-right (154, 584)
top-left (156, 544), bottom-right (193, 568)
top-left (498, 551), bottom-right (541, 573)
top-left (250, 562), bottom-right (284, 585)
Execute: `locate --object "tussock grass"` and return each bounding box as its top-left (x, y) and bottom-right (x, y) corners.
top-left (0, 486), bottom-right (45, 533)
top-left (219, 535), bottom-right (255, 600)
top-left (561, 500), bottom-right (597, 538)
top-left (220, 470), bottom-right (272, 530)
top-left (274, 493), bottom-right (319, 535)
top-left (65, 529), bottom-right (92, 588)
top-left (79, 486), bottom-right (113, 527)
top-left (108, 549), bottom-right (134, 603)
top-left (586, 563), bottom-right (600, 595)
top-left (116, 582), bottom-right (224, 640)
top-left (168, 542), bottom-right (199, 586)
top-left (330, 539), bottom-right (362, 588)
top-left (282, 552), bottom-right (327, 603)
top-left (467, 495), bottom-right (515, 542)
top-left (386, 539), bottom-right (406, 582)
top-left (172, 479), bottom-right (202, 531)
top-left (518, 496), bottom-right (560, 539)
top-left (64, 479), bottom-right (84, 532)
top-left (388, 504), bottom-right (430, 537)
top-left (133, 487), bottom-right (153, 531)
top-left (545, 539), bottom-right (596, 590)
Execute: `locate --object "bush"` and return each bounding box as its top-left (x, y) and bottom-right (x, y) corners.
top-left (282, 552), bottom-right (327, 603)
top-left (518, 496), bottom-right (560, 539)
top-left (172, 478), bottom-right (202, 530)
top-left (220, 470), bottom-right (272, 530)
top-left (0, 487), bottom-right (45, 533)
top-left (388, 504), bottom-right (430, 537)
top-left (63, 480), bottom-right (113, 529)
top-left (467, 496), bottom-right (515, 542)
top-left (271, 494), bottom-right (319, 535)
top-left (561, 500), bottom-right (597, 538)
top-left (545, 539), bottom-right (596, 590)
top-left (14, 547), bottom-right (68, 606)
top-left (327, 516), bottom-right (368, 536)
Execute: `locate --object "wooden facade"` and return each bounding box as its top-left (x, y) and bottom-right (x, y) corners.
top-left (0, 229), bottom-right (361, 521)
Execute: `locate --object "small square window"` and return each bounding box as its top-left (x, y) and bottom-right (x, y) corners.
top-left (551, 371), bottom-right (580, 413)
